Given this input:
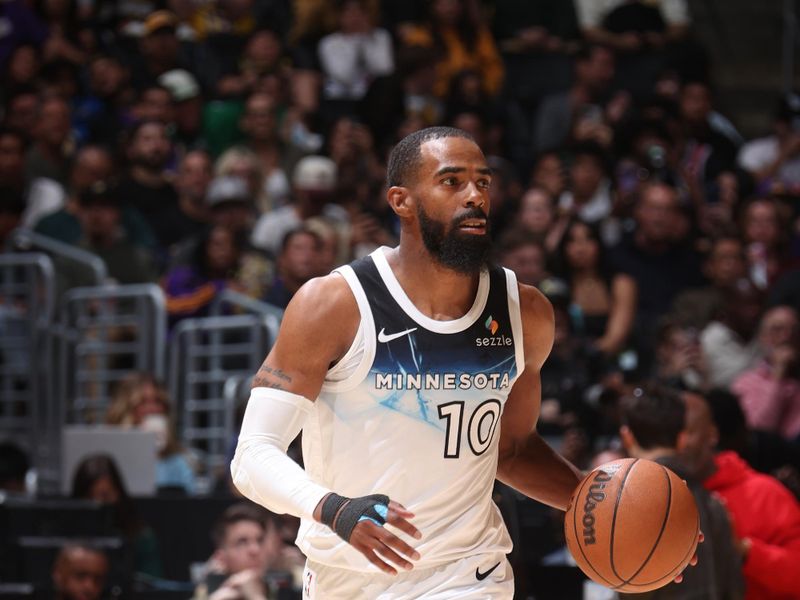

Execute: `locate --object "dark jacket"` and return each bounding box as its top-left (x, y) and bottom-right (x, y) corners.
top-left (619, 455), bottom-right (745, 600)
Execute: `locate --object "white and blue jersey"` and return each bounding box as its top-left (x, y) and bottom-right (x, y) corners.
top-left (297, 247), bottom-right (526, 572)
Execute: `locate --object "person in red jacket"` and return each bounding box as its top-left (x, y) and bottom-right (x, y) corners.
top-left (683, 392), bottom-right (800, 599)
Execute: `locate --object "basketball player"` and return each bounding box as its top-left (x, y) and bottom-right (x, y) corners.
top-left (230, 127), bottom-right (583, 598)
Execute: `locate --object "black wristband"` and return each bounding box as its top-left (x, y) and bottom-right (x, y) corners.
top-left (329, 494), bottom-right (390, 542)
top-left (320, 493), bottom-right (349, 528)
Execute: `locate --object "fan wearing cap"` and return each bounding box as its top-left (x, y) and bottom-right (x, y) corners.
top-left (131, 10), bottom-right (202, 91)
top-left (159, 69), bottom-right (205, 152)
top-left (251, 156), bottom-right (349, 258)
top-left (55, 181), bottom-right (157, 290)
top-left (738, 92), bottom-right (800, 192)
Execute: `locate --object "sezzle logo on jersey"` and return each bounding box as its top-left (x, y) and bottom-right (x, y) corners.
top-left (476, 314), bottom-right (512, 347)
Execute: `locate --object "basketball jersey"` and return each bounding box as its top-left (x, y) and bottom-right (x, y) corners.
top-left (296, 247), bottom-right (525, 571)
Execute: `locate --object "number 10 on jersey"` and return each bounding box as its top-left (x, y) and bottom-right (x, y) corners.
top-left (438, 400), bottom-right (502, 458)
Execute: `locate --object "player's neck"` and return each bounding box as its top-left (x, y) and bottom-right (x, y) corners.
top-left (388, 245), bottom-right (482, 320)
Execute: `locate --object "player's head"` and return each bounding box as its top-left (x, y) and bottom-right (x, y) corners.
top-left (52, 544), bottom-right (108, 600)
top-left (619, 384), bottom-right (685, 455)
top-left (678, 391), bottom-right (719, 478)
top-left (386, 126), bottom-right (491, 274)
top-left (211, 502), bottom-right (282, 575)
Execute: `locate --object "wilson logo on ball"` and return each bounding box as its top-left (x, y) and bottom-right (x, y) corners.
top-left (582, 470), bottom-right (613, 545)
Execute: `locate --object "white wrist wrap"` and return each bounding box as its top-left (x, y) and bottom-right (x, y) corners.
top-left (230, 387), bottom-right (330, 520)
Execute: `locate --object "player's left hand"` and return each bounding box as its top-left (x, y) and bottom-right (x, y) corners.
top-left (673, 531), bottom-right (704, 584)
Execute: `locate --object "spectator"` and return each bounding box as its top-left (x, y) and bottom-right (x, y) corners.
top-left (534, 44), bottom-right (615, 152)
top-left (3, 86), bottom-right (41, 135)
top-left (60, 181), bottom-right (157, 289)
top-left (618, 385), bottom-right (745, 600)
top-left (251, 155), bottom-right (348, 258)
top-left (670, 236), bottom-right (747, 331)
top-left (732, 306), bottom-right (800, 441)
top-left (318, 0), bottom-right (394, 106)
top-left (738, 93), bottom-right (800, 194)
top-left (653, 319), bottom-right (708, 391)
top-left (174, 149), bottom-right (213, 228)
top-left (25, 95), bottom-right (73, 186)
top-left (34, 0), bottom-right (88, 66)
top-left (493, 0), bottom-right (579, 55)
top-left (610, 181), bottom-right (704, 362)
top-left (494, 228), bottom-right (549, 288)
top-left (0, 185), bottom-right (26, 247)
top-left (740, 198), bottom-right (787, 290)
top-left (238, 92), bottom-right (292, 212)
top-left (399, 0), bottom-right (504, 98)
top-left (0, 441), bottom-right (29, 494)
top-left (52, 544), bottom-right (109, 600)
top-left (117, 120), bottom-right (196, 253)
top-left (158, 68), bottom-right (204, 153)
top-left (130, 10), bottom-right (191, 90)
top-left (697, 392), bottom-right (800, 600)
top-left (514, 186), bottom-right (566, 254)
top-left (0, 127), bottom-right (27, 196)
top-left (0, 1), bottom-right (47, 73)
top-left (263, 228), bottom-right (322, 309)
top-left (700, 279), bottom-right (763, 388)
top-left (217, 29), bottom-right (287, 99)
top-left (163, 224), bottom-right (243, 326)
top-left (106, 372), bottom-right (197, 494)
top-left (131, 84), bottom-right (174, 127)
top-left (80, 54), bottom-right (133, 148)
top-left (557, 219), bottom-right (637, 357)
top-left (193, 502), bottom-right (301, 600)
top-left (558, 142), bottom-right (614, 231)
top-left (71, 454), bottom-right (162, 577)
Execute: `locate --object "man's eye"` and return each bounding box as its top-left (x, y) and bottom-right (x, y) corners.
top-left (478, 179), bottom-right (491, 189)
top-left (442, 177), bottom-right (457, 185)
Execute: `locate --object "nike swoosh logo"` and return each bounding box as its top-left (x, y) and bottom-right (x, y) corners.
top-left (475, 561), bottom-right (501, 581)
top-left (377, 327), bottom-right (418, 343)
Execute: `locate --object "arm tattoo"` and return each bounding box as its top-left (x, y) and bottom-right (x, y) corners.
top-left (252, 363), bottom-right (293, 390)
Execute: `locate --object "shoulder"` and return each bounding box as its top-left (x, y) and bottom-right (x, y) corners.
top-left (517, 282), bottom-right (555, 370)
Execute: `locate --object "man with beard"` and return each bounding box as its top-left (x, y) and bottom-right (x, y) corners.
top-left (118, 120), bottom-right (200, 257)
top-left (230, 127), bottom-right (585, 597)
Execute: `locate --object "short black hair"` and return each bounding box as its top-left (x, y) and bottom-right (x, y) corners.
top-left (704, 388), bottom-right (747, 452)
top-left (280, 227), bottom-right (322, 254)
top-left (211, 502), bottom-right (274, 548)
top-left (620, 384), bottom-right (685, 450)
top-left (386, 126), bottom-right (476, 188)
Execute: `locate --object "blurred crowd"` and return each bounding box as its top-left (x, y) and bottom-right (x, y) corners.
top-left (1, 0), bottom-right (800, 598)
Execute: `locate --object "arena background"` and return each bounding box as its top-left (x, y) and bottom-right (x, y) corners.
top-left (0, 0), bottom-right (799, 598)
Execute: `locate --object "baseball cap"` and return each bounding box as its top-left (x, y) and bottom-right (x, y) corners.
top-left (158, 69), bottom-right (200, 102)
top-left (292, 156), bottom-right (337, 191)
top-left (143, 10), bottom-right (177, 36)
top-left (206, 176), bottom-right (250, 207)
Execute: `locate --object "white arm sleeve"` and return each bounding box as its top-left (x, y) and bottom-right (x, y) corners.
top-left (230, 387), bottom-right (331, 520)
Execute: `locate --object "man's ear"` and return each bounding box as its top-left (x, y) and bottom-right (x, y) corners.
top-left (387, 185), bottom-right (414, 218)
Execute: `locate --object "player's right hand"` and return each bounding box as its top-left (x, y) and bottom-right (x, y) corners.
top-left (349, 500), bottom-right (421, 575)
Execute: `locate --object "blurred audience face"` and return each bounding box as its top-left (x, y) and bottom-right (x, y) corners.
top-left (240, 93), bottom-right (277, 143)
top-left (280, 231), bottom-right (320, 284)
top-left (564, 221), bottom-right (599, 272)
top-left (635, 183), bottom-right (679, 245)
top-left (36, 97), bottom-right (71, 148)
top-left (53, 546), bottom-right (108, 600)
top-left (70, 147), bottom-right (114, 195)
top-left (432, 0), bottom-right (462, 25)
top-left (88, 475), bottom-right (120, 504)
top-left (680, 83), bottom-right (712, 126)
top-left (79, 201), bottom-right (120, 243)
top-left (244, 30), bottom-right (282, 72)
top-left (0, 132), bottom-right (25, 185)
top-left (128, 122), bottom-right (171, 172)
top-left (177, 151), bottom-right (212, 203)
top-left (518, 188), bottom-right (554, 235)
top-left (678, 393), bottom-right (719, 478)
top-left (339, 0), bottom-right (371, 33)
top-left (216, 519), bottom-right (275, 574)
top-left (743, 200), bottom-right (780, 247)
top-left (5, 92), bottom-right (39, 132)
top-left (723, 281), bottom-right (763, 340)
top-left (136, 87), bottom-right (174, 125)
top-left (758, 306), bottom-right (799, 354)
top-left (131, 380), bottom-right (167, 424)
top-left (211, 201), bottom-right (253, 234)
top-left (89, 57), bottom-right (127, 99)
top-left (498, 241), bottom-right (546, 287)
top-left (141, 28), bottom-right (179, 66)
top-left (570, 154), bottom-right (604, 200)
top-left (531, 153), bottom-right (566, 198)
top-left (575, 46), bottom-right (615, 95)
top-left (705, 238), bottom-right (745, 288)
top-left (7, 44), bottom-right (39, 86)
top-left (206, 226), bottom-right (239, 275)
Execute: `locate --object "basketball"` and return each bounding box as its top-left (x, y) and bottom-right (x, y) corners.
top-left (564, 458), bottom-right (700, 593)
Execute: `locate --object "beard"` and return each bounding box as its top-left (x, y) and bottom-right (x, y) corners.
top-left (417, 204), bottom-right (491, 274)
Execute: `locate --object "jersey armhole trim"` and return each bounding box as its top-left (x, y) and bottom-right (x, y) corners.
top-left (504, 268), bottom-right (526, 380)
top-left (321, 266), bottom-right (376, 393)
